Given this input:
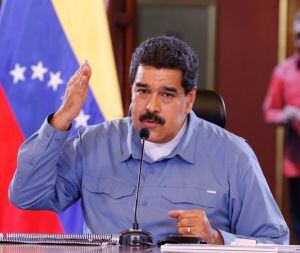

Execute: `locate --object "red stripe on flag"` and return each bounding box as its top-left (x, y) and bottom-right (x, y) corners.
top-left (0, 84), bottom-right (63, 233)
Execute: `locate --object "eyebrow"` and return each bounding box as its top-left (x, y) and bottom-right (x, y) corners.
top-left (135, 82), bottom-right (178, 93)
top-left (163, 86), bottom-right (178, 93)
top-left (135, 82), bottom-right (148, 88)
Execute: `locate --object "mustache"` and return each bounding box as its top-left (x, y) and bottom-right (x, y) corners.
top-left (139, 111), bottom-right (165, 125)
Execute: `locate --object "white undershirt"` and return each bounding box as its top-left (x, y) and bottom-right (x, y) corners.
top-left (144, 119), bottom-right (187, 161)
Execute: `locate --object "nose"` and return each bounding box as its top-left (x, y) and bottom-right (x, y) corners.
top-left (146, 94), bottom-right (161, 113)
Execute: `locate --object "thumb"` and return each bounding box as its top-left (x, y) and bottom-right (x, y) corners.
top-left (168, 210), bottom-right (184, 218)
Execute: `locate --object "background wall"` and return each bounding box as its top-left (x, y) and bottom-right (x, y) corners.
top-left (216, 0), bottom-right (280, 191)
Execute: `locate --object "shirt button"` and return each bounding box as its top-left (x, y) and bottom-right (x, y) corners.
top-left (142, 201), bottom-right (148, 207)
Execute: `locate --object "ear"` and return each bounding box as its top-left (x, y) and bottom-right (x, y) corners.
top-left (185, 87), bottom-right (196, 114)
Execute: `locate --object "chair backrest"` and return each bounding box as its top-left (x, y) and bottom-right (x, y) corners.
top-left (192, 89), bottom-right (226, 128)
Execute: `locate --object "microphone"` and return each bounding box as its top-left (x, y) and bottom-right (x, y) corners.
top-left (119, 128), bottom-right (153, 246)
top-left (139, 128), bottom-right (150, 139)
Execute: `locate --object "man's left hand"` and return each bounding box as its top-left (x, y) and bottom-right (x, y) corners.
top-left (168, 209), bottom-right (224, 244)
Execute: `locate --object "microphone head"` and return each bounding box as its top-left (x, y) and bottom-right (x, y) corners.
top-left (139, 128), bottom-right (150, 140)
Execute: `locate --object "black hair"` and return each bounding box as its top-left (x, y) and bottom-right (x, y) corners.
top-left (129, 36), bottom-right (199, 94)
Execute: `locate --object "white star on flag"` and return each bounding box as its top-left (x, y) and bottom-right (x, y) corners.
top-left (31, 61), bottom-right (48, 81)
top-left (48, 71), bottom-right (63, 91)
top-left (10, 63), bottom-right (26, 84)
top-left (74, 110), bottom-right (91, 128)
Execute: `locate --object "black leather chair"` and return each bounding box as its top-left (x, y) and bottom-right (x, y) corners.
top-left (192, 89), bottom-right (226, 128)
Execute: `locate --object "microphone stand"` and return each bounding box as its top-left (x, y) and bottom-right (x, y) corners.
top-left (133, 134), bottom-right (146, 230)
top-left (119, 129), bottom-right (153, 246)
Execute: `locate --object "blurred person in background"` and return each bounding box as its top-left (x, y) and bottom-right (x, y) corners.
top-left (263, 11), bottom-right (300, 244)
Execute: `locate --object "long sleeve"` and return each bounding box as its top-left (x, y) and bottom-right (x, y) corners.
top-left (263, 68), bottom-right (285, 125)
top-left (9, 116), bottom-right (83, 213)
top-left (223, 151), bottom-right (289, 245)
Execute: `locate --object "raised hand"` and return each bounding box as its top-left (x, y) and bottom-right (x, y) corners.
top-left (51, 61), bottom-right (91, 131)
top-left (168, 209), bottom-right (224, 244)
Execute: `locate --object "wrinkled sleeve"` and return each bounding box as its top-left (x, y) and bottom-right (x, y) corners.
top-left (9, 115), bottom-right (83, 213)
top-left (263, 68), bottom-right (285, 124)
top-left (220, 151), bottom-right (289, 245)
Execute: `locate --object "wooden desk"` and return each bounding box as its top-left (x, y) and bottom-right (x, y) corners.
top-left (0, 244), bottom-right (161, 253)
top-left (1, 243), bottom-right (299, 253)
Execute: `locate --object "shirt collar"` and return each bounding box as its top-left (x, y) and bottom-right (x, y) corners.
top-left (169, 111), bottom-right (198, 164)
top-left (120, 111), bottom-right (199, 164)
top-left (144, 119), bottom-right (187, 161)
top-left (120, 118), bottom-right (141, 162)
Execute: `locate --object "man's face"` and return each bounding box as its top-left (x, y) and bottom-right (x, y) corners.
top-left (131, 65), bottom-right (196, 143)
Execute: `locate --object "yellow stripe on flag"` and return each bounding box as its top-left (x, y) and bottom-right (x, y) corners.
top-left (51, 0), bottom-right (123, 120)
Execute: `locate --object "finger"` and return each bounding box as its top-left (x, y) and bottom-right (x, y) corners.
top-left (72, 76), bottom-right (89, 100)
top-left (78, 70), bottom-right (90, 92)
top-left (84, 59), bottom-right (90, 69)
top-left (81, 62), bottom-right (92, 80)
top-left (178, 226), bottom-right (193, 236)
top-left (64, 73), bottom-right (86, 101)
top-left (67, 67), bottom-right (83, 88)
top-left (72, 63), bottom-right (91, 93)
top-left (178, 217), bottom-right (203, 227)
top-left (168, 210), bottom-right (184, 218)
top-left (71, 63), bottom-right (90, 92)
top-left (68, 60), bottom-right (90, 86)
top-left (176, 210), bottom-right (205, 221)
top-left (81, 72), bottom-right (91, 89)
top-left (82, 59), bottom-right (88, 65)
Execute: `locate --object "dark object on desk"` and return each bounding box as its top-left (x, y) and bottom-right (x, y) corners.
top-left (193, 89), bottom-right (226, 128)
top-left (119, 229), bottom-right (153, 246)
top-left (119, 128), bottom-right (153, 246)
top-left (157, 235), bottom-right (206, 246)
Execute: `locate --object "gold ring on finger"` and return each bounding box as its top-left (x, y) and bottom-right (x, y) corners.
top-left (187, 227), bottom-right (191, 235)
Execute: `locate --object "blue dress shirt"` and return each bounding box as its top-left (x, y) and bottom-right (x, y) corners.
top-left (9, 111), bottom-right (289, 244)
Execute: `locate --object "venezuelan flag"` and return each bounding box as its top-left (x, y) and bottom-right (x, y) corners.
top-left (0, 0), bottom-right (123, 233)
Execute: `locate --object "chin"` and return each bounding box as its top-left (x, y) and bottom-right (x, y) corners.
top-left (147, 134), bottom-right (160, 143)
top-left (148, 135), bottom-right (167, 144)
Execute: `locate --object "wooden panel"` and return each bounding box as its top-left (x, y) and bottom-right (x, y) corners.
top-left (107, 0), bottom-right (136, 114)
top-left (217, 0), bottom-right (279, 192)
top-left (286, 0), bottom-right (300, 57)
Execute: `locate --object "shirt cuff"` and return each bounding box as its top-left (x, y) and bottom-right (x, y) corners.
top-left (47, 113), bottom-right (72, 131)
top-left (218, 230), bottom-right (236, 245)
top-left (38, 113), bottom-right (71, 142)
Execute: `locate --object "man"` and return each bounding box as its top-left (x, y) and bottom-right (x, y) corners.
top-left (263, 12), bottom-right (300, 244)
top-left (10, 36), bottom-right (289, 244)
